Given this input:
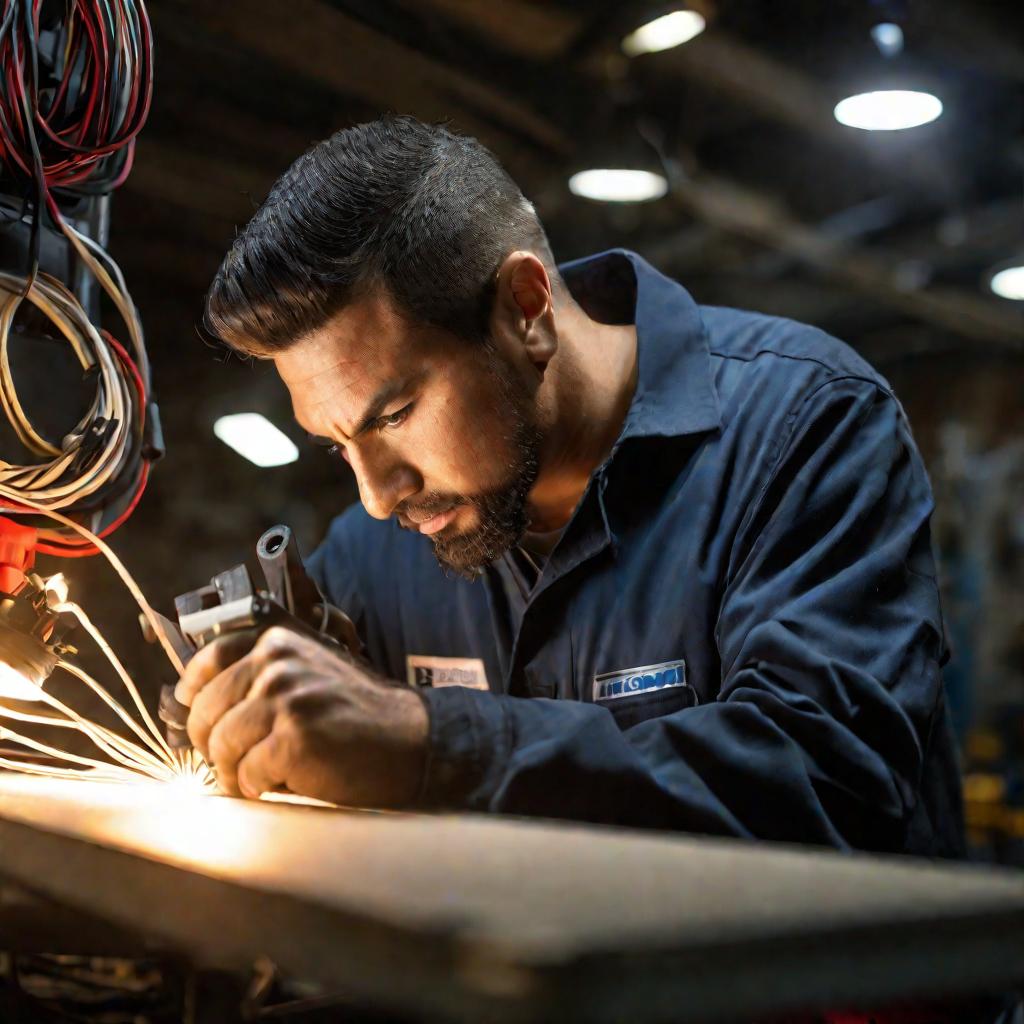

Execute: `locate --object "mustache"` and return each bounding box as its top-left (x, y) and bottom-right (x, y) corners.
top-left (395, 494), bottom-right (465, 525)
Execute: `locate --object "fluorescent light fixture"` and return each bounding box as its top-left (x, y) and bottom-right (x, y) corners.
top-left (622, 9), bottom-right (706, 57)
top-left (213, 413), bottom-right (299, 467)
top-left (569, 169), bottom-right (668, 203)
top-left (990, 264), bottom-right (1024, 301)
top-left (834, 90), bottom-right (942, 131)
top-left (0, 662), bottom-right (43, 702)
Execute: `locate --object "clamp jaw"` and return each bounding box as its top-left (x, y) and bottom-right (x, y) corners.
top-left (152, 524), bottom-right (359, 750)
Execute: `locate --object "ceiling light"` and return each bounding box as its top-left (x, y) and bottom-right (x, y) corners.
top-left (834, 90), bottom-right (942, 131)
top-left (569, 169), bottom-right (668, 203)
top-left (871, 22), bottom-right (904, 58)
top-left (622, 9), bottom-right (706, 57)
top-left (213, 414), bottom-right (299, 468)
top-left (989, 264), bottom-right (1024, 301)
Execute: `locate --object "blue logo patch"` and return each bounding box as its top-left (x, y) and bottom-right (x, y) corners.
top-left (593, 659), bottom-right (689, 702)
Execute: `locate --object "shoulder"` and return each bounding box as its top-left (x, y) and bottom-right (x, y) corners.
top-left (701, 305), bottom-right (890, 396)
top-left (699, 305), bottom-right (901, 447)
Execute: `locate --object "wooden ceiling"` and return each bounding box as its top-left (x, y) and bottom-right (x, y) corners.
top-left (109, 0), bottom-right (1023, 365)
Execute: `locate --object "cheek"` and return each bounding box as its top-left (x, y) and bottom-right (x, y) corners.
top-left (411, 380), bottom-right (517, 491)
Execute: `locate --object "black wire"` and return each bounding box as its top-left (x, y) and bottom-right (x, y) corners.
top-left (12, 0), bottom-right (48, 295)
top-left (0, 0), bottom-right (153, 542)
top-left (0, 0), bottom-right (16, 42)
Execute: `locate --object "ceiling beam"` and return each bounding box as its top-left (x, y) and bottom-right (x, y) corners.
top-left (194, 0), bottom-right (568, 176)
top-left (665, 168), bottom-right (1024, 350)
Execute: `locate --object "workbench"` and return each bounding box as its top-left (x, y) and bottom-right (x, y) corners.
top-left (1, 772), bottom-right (1022, 1022)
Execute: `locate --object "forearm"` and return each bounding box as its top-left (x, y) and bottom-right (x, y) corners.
top-left (413, 684), bottom-right (912, 849)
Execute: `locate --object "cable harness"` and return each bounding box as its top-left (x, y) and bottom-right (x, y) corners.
top-left (0, 0), bottom-right (155, 555)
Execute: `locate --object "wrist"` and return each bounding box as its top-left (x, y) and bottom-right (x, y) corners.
top-left (387, 684), bottom-right (430, 807)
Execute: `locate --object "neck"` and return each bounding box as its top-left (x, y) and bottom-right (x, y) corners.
top-left (526, 299), bottom-right (637, 532)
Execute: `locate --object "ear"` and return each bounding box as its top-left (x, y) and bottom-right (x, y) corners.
top-left (493, 251), bottom-right (557, 369)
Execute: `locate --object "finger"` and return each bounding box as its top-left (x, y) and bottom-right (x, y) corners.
top-left (207, 698), bottom-right (275, 797)
top-left (175, 629), bottom-right (261, 706)
top-left (236, 732), bottom-right (289, 801)
top-left (187, 653), bottom-right (259, 760)
top-left (251, 624), bottom-right (308, 660)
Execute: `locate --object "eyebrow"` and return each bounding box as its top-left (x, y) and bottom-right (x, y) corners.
top-left (306, 377), bottom-right (412, 448)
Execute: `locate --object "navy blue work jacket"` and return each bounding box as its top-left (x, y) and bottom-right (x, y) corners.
top-left (308, 250), bottom-right (965, 857)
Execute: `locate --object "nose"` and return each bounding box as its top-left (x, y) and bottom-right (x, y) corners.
top-left (347, 445), bottom-right (420, 520)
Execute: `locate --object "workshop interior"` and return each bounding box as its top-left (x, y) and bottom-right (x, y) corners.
top-left (0, 1), bottom-right (1023, 1022)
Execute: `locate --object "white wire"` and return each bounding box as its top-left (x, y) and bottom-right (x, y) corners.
top-left (0, 269), bottom-right (136, 516)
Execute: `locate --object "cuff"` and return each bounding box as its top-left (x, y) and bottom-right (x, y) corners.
top-left (413, 685), bottom-right (510, 811)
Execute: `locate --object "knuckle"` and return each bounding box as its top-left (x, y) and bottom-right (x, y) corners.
top-left (207, 634), bottom-right (248, 673)
top-left (275, 703), bottom-right (310, 750)
top-left (257, 625), bottom-right (295, 655)
top-left (253, 660), bottom-right (298, 699)
top-left (285, 688), bottom-right (332, 720)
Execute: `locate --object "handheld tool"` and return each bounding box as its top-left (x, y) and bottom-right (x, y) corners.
top-left (150, 524), bottom-right (360, 750)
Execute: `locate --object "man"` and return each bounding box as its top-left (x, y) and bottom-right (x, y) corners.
top-left (181, 115), bottom-right (964, 856)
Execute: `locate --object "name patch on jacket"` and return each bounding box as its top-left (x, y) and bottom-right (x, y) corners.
top-left (406, 655), bottom-right (489, 692)
top-left (593, 659), bottom-right (691, 702)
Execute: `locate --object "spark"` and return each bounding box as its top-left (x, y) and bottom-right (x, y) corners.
top-left (0, 500), bottom-right (216, 795)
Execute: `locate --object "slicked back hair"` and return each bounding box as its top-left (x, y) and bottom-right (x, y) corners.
top-left (204, 116), bottom-right (556, 354)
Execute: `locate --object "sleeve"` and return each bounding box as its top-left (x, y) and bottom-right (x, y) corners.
top-left (413, 378), bottom-right (948, 852)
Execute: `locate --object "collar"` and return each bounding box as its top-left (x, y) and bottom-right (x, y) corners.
top-left (558, 249), bottom-right (721, 441)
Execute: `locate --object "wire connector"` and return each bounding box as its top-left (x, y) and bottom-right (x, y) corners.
top-left (143, 400), bottom-right (164, 462)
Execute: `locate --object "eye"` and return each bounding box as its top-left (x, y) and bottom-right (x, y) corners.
top-left (375, 403), bottom-right (413, 432)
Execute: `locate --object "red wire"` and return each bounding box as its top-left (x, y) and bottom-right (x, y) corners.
top-left (0, 3), bottom-right (155, 558)
top-left (35, 460), bottom-right (149, 558)
top-left (0, 0), bottom-right (152, 193)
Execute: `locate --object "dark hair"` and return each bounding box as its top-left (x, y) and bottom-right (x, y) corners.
top-left (204, 116), bottom-right (555, 353)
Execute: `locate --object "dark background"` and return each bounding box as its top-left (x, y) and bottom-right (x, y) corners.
top-left (15, 0), bottom-right (1024, 853)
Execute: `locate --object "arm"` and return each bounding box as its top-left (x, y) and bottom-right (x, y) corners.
top-left (415, 379), bottom-right (947, 851)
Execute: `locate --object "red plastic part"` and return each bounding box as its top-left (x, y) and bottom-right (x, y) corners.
top-left (0, 516), bottom-right (38, 593)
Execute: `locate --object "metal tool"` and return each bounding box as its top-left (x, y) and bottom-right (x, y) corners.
top-left (151, 525), bottom-right (359, 750)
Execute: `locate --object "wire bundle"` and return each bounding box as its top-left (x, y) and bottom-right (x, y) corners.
top-left (0, 0), bottom-right (155, 555)
top-left (0, 0), bottom-right (153, 200)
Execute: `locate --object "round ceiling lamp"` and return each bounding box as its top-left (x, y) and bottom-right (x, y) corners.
top-left (833, 89), bottom-right (943, 131)
top-left (621, 9), bottom-right (706, 57)
top-left (568, 169), bottom-right (668, 203)
top-left (988, 263), bottom-right (1024, 301)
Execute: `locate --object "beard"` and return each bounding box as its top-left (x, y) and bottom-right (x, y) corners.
top-left (398, 344), bottom-right (543, 580)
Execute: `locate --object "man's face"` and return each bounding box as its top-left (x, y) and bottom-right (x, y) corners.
top-left (275, 293), bottom-right (543, 578)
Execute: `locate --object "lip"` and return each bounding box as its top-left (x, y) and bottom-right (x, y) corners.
top-left (416, 507), bottom-right (458, 536)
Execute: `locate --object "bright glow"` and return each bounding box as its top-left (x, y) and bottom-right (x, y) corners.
top-left (569, 169), bottom-right (668, 203)
top-left (162, 772), bottom-right (217, 799)
top-left (871, 22), bottom-right (904, 57)
top-left (990, 265), bottom-right (1024, 301)
top-left (622, 10), bottom-right (706, 57)
top-left (213, 413), bottom-right (299, 467)
top-left (0, 663), bottom-right (43, 702)
top-left (834, 90), bottom-right (943, 131)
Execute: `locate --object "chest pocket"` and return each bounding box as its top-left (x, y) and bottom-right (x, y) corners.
top-left (592, 659), bottom-right (698, 730)
top-left (597, 684), bottom-right (699, 730)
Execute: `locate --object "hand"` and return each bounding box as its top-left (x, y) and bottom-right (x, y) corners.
top-left (174, 626), bottom-right (428, 806)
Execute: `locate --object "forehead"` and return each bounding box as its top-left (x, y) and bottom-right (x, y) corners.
top-left (274, 293), bottom-right (430, 425)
